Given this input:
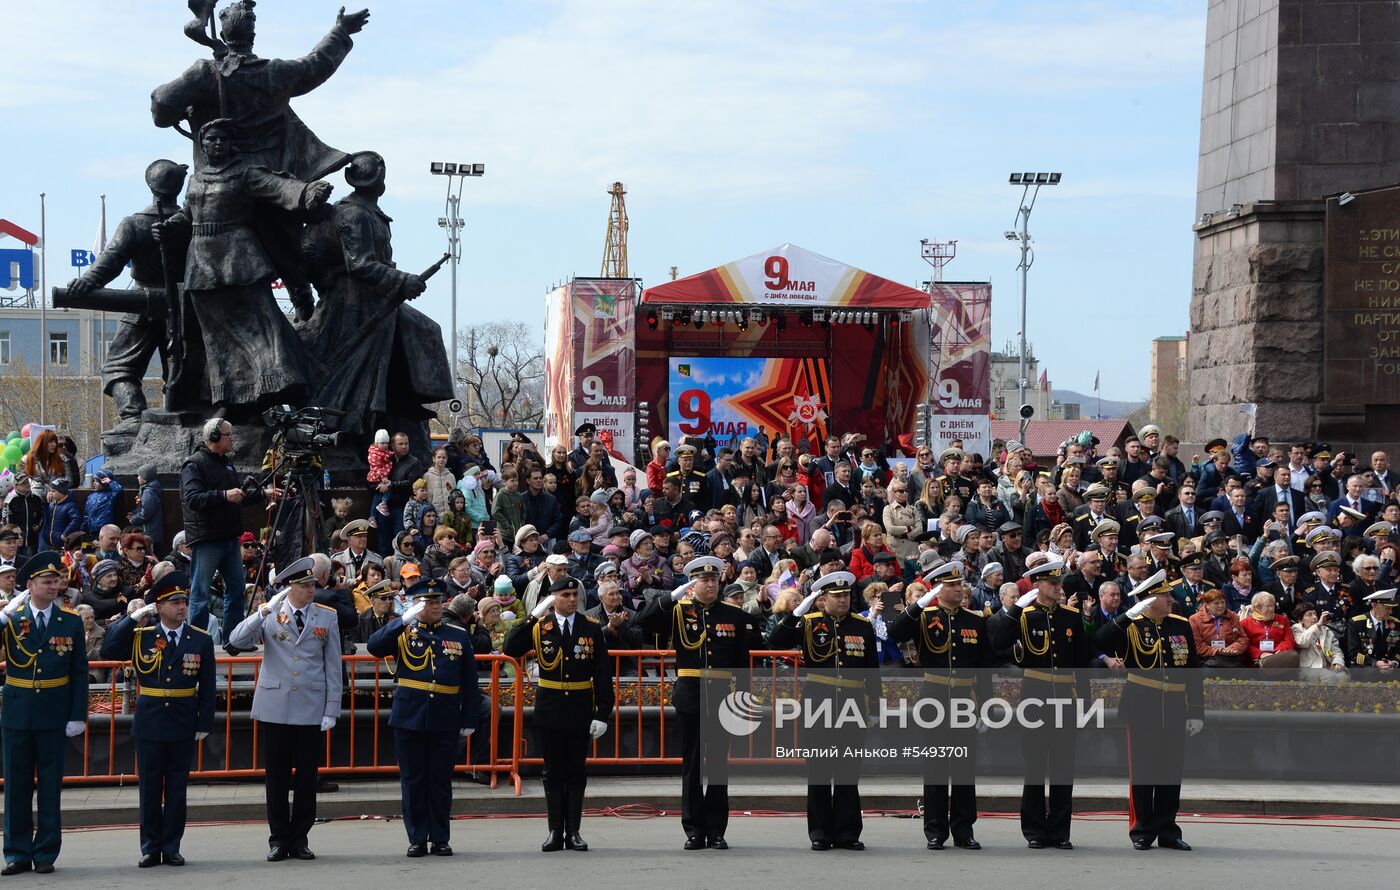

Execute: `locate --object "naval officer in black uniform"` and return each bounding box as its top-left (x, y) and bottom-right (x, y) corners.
top-left (770, 570), bottom-right (882, 851)
top-left (889, 561), bottom-right (992, 850)
top-left (637, 555), bottom-right (754, 850)
top-left (1094, 570), bottom-right (1203, 851)
top-left (367, 577), bottom-right (481, 857)
top-left (103, 571), bottom-right (216, 867)
top-left (504, 575), bottom-right (614, 852)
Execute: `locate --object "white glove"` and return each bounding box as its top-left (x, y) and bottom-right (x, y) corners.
top-left (65, 721), bottom-right (86, 738)
top-left (500, 611), bottom-right (516, 622)
top-left (1015, 590), bottom-right (1038, 609)
top-left (1126, 595), bottom-right (1156, 619)
top-left (0, 592), bottom-right (28, 624)
top-left (532, 595), bottom-right (555, 619)
top-left (460, 727), bottom-right (475, 738)
top-left (401, 600), bottom-right (425, 624)
top-left (670, 581), bottom-right (694, 602)
top-left (917, 585), bottom-right (940, 609)
top-left (588, 719), bottom-right (607, 739)
top-left (320, 716), bottom-right (336, 732)
top-left (260, 590), bottom-right (286, 617)
top-left (792, 589), bottom-right (821, 617)
top-left (1186, 719), bottom-right (1203, 737)
top-left (133, 602), bottom-right (158, 622)
top-left (195, 731), bottom-right (209, 742)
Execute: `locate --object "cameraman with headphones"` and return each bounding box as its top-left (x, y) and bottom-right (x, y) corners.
top-left (181, 418), bottom-right (282, 653)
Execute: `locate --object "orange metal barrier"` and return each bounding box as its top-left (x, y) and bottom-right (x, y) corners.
top-left (11, 648), bottom-right (808, 789)
top-left (6, 653), bottom-right (524, 794)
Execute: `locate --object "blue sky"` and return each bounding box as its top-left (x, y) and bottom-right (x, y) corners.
top-left (2, 0), bottom-right (1205, 402)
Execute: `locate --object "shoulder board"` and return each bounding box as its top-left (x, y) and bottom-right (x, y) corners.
top-left (848, 612), bottom-right (871, 623)
top-left (312, 602), bottom-right (336, 612)
top-left (803, 612), bottom-right (823, 621)
top-left (1351, 614), bottom-right (1368, 622)
top-left (665, 470), bottom-right (681, 477)
top-left (1073, 514), bottom-right (1089, 522)
top-left (961, 607), bottom-right (984, 617)
top-left (59, 607), bottom-right (79, 616)
top-left (1058, 604), bottom-right (1079, 614)
top-left (584, 614), bottom-right (601, 624)
top-left (189, 625), bottom-right (210, 635)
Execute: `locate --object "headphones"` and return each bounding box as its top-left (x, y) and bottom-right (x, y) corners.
top-left (206, 419), bottom-right (226, 443)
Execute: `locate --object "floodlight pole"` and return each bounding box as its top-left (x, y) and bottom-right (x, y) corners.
top-left (1008, 173), bottom-right (1059, 441)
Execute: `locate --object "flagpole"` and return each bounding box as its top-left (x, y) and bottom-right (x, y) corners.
top-left (98, 194), bottom-right (107, 437)
top-left (1096, 370), bottom-right (1101, 420)
top-left (39, 192), bottom-right (47, 426)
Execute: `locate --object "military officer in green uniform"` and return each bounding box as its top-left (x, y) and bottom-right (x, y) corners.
top-left (367, 577), bottom-right (481, 857)
top-left (504, 575), bottom-right (614, 852)
top-left (636, 556), bottom-right (753, 850)
top-left (770, 571), bottom-right (882, 851)
top-left (889, 561), bottom-right (992, 850)
top-left (1090, 519), bottom-right (1125, 581)
top-left (935, 448), bottom-right (973, 505)
top-left (1094, 570), bottom-right (1203, 851)
top-left (0, 552), bottom-right (89, 875)
top-left (102, 571), bottom-right (216, 867)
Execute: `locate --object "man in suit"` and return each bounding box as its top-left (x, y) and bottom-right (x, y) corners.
top-left (1327, 474), bottom-right (1384, 524)
top-left (228, 557), bottom-right (342, 862)
top-left (1221, 487), bottom-right (1261, 545)
top-left (587, 579), bottom-right (645, 675)
top-left (1163, 481), bottom-right (1201, 542)
top-left (101, 572), bottom-right (216, 867)
top-left (1253, 465), bottom-right (1305, 533)
top-left (706, 449), bottom-right (736, 510)
top-left (367, 577), bottom-right (480, 857)
top-left (0, 553), bottom-right (88, 875)
top-left (505, 575), bottom-right (614, 852)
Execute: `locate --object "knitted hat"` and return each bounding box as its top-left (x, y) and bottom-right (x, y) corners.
top-left (374, 429), bottom-right (390, 445)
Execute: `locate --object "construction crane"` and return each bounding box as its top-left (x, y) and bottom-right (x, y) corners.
top-left (601, 181), bottom-right (628, 278)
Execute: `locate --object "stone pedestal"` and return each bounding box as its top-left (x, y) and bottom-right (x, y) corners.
top-left (1188, 201), bottom-right (1326, 443)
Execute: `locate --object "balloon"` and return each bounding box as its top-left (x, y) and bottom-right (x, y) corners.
top-left (1, 446), bottom-right (19, 465)
top-left (19, 423), bottom-right (31, 438)
top-left (18, 438), bottom-right (29, 454)
top-left (3, 432), bottom-right (15, 442)
top-left (0, 460), bottom-right (9, 473)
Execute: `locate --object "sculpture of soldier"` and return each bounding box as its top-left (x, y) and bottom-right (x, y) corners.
top-left (301, 151), bottom-right (453, 453)
top-left (64, 160), bottom-right (188, 432)
top-left (152, 118), bottom-right (331, 416)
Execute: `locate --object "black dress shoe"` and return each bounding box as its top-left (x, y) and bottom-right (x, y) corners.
top-left (406, 844), bottom-right (428, 858)
top-left (430, 843), bottom-right (453, 856)
top-left (1027, 839), bottom-right (1047, 849)
top-left (926, 838), bottom-right (945, 850)
top-left (810, 840), bottom-right (832, 851)
top-left (707, 837), bottom-right (728, 850)
top-left (564, 832), bottom-right (589, 852)
top-left (1132, 838), bottom-right (1153, 851)
top-left (266, 846), bottom-right (289, 862)
top-left (683, 836), bottom-right (704, 851)
top-left (138, 854), bottom-right (162, 868)
top-left (163, 853), bottom-right (186, 866)
top-left (1161, 839), bottom-right (1192, 851)
top-left (836, 840), bottom-right (865, 851)
top-left (291, 846), bottom-right (316, 860)
top-left (0, 862), bottom-right (30, 876)
top-left (542, 831), bottom-right (565, 852)
top-left (33, 865), bottom-right (53, 875)
top-left (1054, 841), bottom-right (1074, 850)
top-left (954, 837), bottom-right (982, 850)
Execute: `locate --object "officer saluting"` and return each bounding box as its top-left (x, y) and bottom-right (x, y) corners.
top-left (888, 561), bottom-right (992, 851)
top-left (770, 570), bottom-right (881, 851)
top-left (990, 558), bottom-right (1090, 850)
top-left (367, 578), bottom-right (480, 857)
top-left (1093, 570), bottom-right (1203, 851)
top-left (227, 556), bottom-right (342, 863)
top-left (0, 553), bottom-right (88, 876)
top-left (102, 571), bottom-right (216, 867)
top-left (637, 555), bottom-right (753, 850)
top-left (504, 575), bottom-right (614, 853)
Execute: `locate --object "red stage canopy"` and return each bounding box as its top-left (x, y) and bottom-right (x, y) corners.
top-left (642, 243), bottom-right (930, 310)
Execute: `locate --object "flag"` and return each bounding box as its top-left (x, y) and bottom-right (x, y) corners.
top-left (1038, 369), bottom-right (1048, 392)
top-left (1093, 370), bottom-right (1100, 392)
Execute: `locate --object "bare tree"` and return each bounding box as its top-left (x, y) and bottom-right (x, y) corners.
top-left (454, 322), bottom-right (545, 429)
top-left (0, 357), bottom-right (162, 461)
